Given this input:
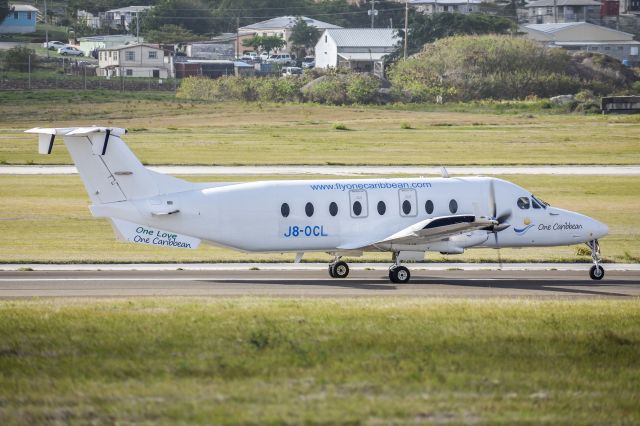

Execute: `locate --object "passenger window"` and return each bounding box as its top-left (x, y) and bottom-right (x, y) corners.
top-left (329, 202), bottom-right (338, 216)
top-left (353, 201), bottom-right (362, 216)
top-left (281, 203), bottom-right (290, 217)
top-left (517, 197), bottom-right (530, 209)
top-left (449, 199), bottom-right (458, 214)
top-left (425, 200), bottom-right (434, 214)
top-left (402, 200), bottom-right (411, 215)
top-left (305, 202), bottom-right (314, 217)
top-left (377, 201), bottom-right (386, 215)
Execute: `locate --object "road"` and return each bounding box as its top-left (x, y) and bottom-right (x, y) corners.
top-left (1, 269), bottom-right (638, 298)
top-left (1, 165), bottom-right (640, 176)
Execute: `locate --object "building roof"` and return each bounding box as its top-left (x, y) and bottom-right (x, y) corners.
top-left (409, 0), bottom-right (482, 5)
top-left (525, 0), bottom-right (600, 7)
top-left (107, 5), bottom-right (153, 13)
top-left (102, 43), bottom-right (163, 51)
top-left (240, 16), bottom-right (341, 31)
top-left (78, 34), bottom-right (140, 42)
top-left (522, 22), bottom-right (634, 38)
top-left (10, 4), bottom-right (39, 12)
top-left (555, 40), bottom-right (640, 45)
top-left (325, 28), bottom-right (400, 48)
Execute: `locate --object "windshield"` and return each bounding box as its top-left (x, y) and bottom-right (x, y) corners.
top-left (531, 194), bottom-right (549, 209)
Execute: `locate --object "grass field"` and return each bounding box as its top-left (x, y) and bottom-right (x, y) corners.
top-left (1, 91), bottom-right (639, 165)
top-left (1, 174), bottom-right (637, 263)
top-left (0, 298), bottom-right (638, 424)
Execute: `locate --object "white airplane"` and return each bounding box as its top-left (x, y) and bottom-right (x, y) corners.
top-left (26, 126), bottom-right (609, 282)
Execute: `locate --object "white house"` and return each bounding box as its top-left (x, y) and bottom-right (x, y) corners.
top-left (98, 44), bottom-right (173, 78)
top-left (409, 0), bottom-right (483, 14)
top-left (239, 16), bottom-right (342, 54)
top-left (315, 28), bottom-right (400, 75)
top-left (101, 5), bottom-right (153, 30)
top-left (77, 10), bottom-right (101, 29)
top-left (521, 22), bottom-right (640, 65)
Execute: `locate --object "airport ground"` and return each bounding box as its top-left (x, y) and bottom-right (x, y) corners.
top-left (1, 91), bottom-right (639, 423)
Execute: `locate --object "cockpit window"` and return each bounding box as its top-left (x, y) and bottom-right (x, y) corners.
top-left (531, 194), bottom-right (548, 209)
top-left (517, 197), bottom-right (530, 209)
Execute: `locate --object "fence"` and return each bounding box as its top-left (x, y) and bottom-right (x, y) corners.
top-left (0, 56), bottom-right (178, 92)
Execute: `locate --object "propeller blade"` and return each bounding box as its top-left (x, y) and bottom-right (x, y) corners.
top-left (494, 223), bottom-right (511, 232)
top-left (496, 209), bottom-right (512, 225)
top-left (489, 180), bottom-right (497, 219)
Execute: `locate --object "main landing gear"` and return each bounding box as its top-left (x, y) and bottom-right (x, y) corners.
top-left (328, 258), bottom-right (349, 279)
top-left (587, 239), bottom-right (604, 280)
top-left (327, 253), bottom-right (412, 283)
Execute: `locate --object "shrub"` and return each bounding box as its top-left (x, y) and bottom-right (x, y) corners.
top-left (304, 76), bottom-right (349, 105)
top-left (2, 46), bottom-right (38, 72)
top-left (346, 73), bottom-right (380, 104)
top-left (388, 35), bottom-right (634, 102)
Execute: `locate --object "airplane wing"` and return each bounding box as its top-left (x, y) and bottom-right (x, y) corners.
top-left (337, 215), bottom-right (497, 250)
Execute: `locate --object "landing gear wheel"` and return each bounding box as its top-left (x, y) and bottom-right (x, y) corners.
top-left (331, 261), bottom-right (349, 279)
top-left (589, 264), bottom-right (605, 280)
top-left (389, 265), bottom-right (410, 283)
top-left (328, 264), bottom-right (336, 278)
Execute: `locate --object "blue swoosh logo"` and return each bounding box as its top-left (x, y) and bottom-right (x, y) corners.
top-left (514, 224), bottom-right (535, 235)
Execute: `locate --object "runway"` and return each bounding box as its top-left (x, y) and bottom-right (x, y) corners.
top-left (1, 269), bottom-right (638, 298)
top-left (2, 165), bottom-right (640, 176)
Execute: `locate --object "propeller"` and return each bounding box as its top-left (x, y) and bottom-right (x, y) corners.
top-left (488, 180), bottom-right (512, 269)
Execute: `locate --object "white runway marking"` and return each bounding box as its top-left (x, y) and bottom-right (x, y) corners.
top-left (2, 165), bottom-right (640, 176)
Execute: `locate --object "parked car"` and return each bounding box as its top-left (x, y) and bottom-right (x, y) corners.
top-left (259, 52), bottom-right (270, 61)
top-left (58, 46), bottom-right (84, 56)
top-left (282, 66), bottom-right (302, 77)
top-left (301, 56), bottom-right (315, 69)
top-left (43, 41), bottom-right (66, 50)
top-left (240, 52), bottom-right (258, 62)
top-left (267, 53), bottom-right (293, 65)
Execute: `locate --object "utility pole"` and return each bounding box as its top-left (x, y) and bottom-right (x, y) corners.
top-left (404, 0), bottom-right (408, 59)
top-left (136, 11), bottom-right (139, 43)
top-left (369, 0), bottom-right (376, 28)
top-left (236, 16), bottom-right (240, 59)
top-left (44, 0), bottom-right (49, 58)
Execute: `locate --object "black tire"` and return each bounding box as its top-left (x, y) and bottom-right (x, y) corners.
top-left (328, 263), bottom-right (336, 278)
top-left (390, 265), bottom-right (410, 283)
top-left (332, 261), bottom-right (349, 279)
top-left (589, 265), bottom-right (605, 280)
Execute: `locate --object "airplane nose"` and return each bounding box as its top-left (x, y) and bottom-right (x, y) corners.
top-left (590, 219), bottom-right (609, 240)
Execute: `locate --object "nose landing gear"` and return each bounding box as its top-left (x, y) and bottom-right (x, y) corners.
top-left (587, 239), bottom-right (604, 280)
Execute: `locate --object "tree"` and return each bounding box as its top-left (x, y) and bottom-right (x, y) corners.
top-left (142, 0), bottom-right (217, 35)
top-left (0, 0), bottom-right (9, 24)
top-left (242, 35), bottom-right (286, 56)
top-left (289, 16), bottom-right (319, 58)
top-left (145, 24), bottom-right (206, 43)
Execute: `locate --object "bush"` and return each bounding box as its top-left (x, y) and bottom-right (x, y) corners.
top-left (177, 76), bottom-right (307, 103)
top-left (346, 74), bottom-right (380, 104)
top-left (388, 35), bottom-right (635, 102)
top-left (2, 46), bottom-right (37, 72)
top-left (303, 76), bottom-right (349, 105)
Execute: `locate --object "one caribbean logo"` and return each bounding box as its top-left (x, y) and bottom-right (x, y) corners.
top-left (514, 218), bottom-right (534, 235)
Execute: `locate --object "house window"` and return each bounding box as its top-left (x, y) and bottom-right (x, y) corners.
top-left (13, 12), bottom-right (18, 19)
top-left (148, 51), bottom-right (157, 59)
top-left (114, 52), bottom-right (118, 60)
top-left (108, 51), bottom-right (112, 58)
top-left (126, 69), bottom-right (133, 76)
top-left (152, 69), bottom-right (160, 78)
top-left (126, 51), bottom-right (135, 61)
top-left (546, 7), bottom-right (553, 15)
top-left (27, 12), bottom-right (32, 20)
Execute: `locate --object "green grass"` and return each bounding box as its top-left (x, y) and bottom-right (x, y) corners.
top-left (0, 298), bottom-right (638, 424)
top-left (0, 174), bottom-right (637, 263)
top-left (1, 95), bottom-right (639, 165)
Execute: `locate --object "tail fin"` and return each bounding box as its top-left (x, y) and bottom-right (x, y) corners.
top-left (25, 127), bottom-right (194, 204)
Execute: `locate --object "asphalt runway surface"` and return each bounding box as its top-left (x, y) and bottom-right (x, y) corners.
top-left (1, 269), bottom-right (638, 298)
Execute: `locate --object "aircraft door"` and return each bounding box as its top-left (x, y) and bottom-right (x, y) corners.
top-left (398, 189), bottom-right (417, 217)
top-left (349, 189), bottom-right (368, 218)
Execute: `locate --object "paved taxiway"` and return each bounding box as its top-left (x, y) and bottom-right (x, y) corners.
top-left (1, 269), bottom-right (638, 298)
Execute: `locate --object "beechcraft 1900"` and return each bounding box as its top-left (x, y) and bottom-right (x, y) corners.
top-left (26, 127), bottom-right (609, 282)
